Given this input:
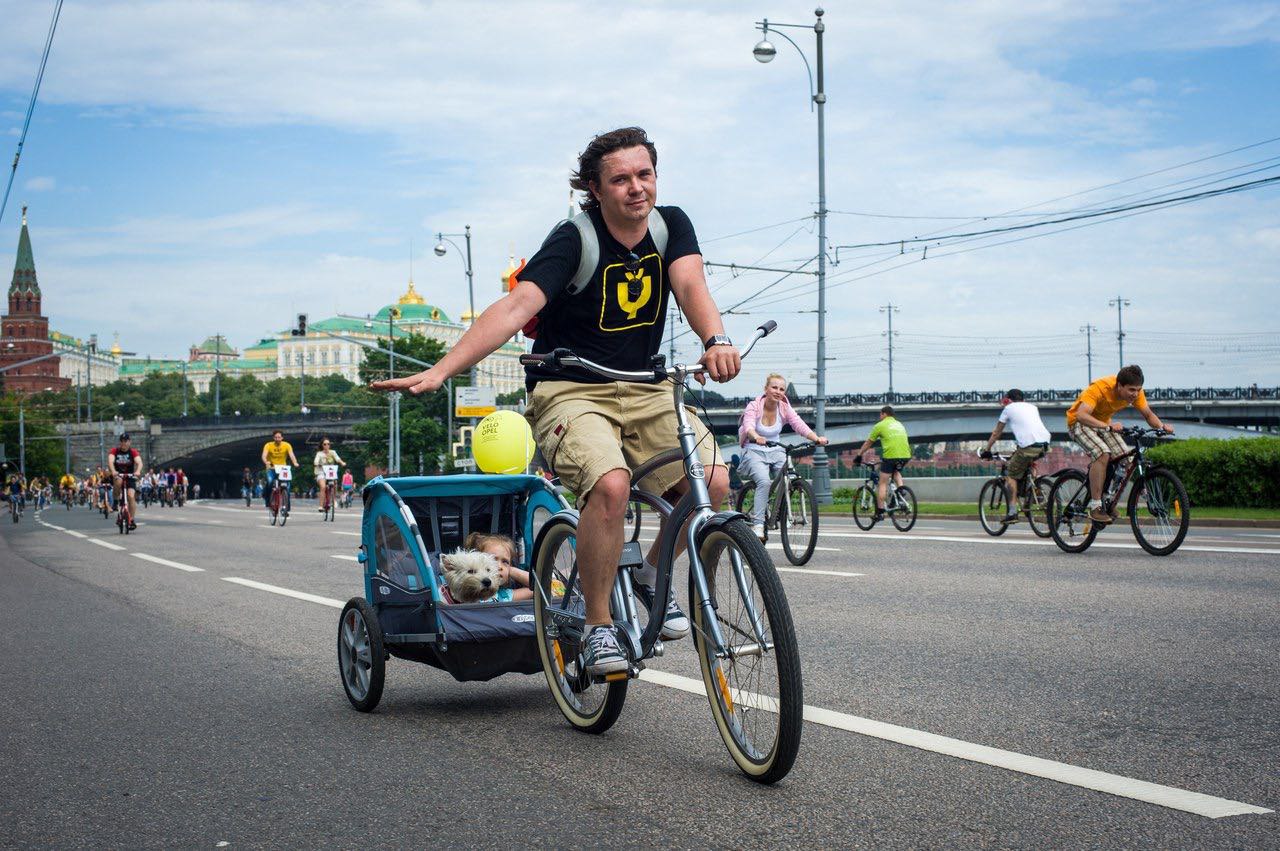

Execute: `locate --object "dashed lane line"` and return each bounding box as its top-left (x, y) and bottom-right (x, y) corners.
top-left (133, 553), bottom-right (204, 573)
top-left (213, 573), bottom-right (1269, 820)
top-left (332, 554), bottom-right (359, 561)
top-left (222, 577), bottom-right (345, 608)
top-left (776, 567), bottom-right (865, 577)
top-left (87, 538), bottom-right (126, 551)
top-left (331, 531), bottom-right (361, 537)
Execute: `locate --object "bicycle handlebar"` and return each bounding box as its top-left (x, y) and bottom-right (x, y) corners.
top-left (519, 321), bottom-right (777, 382)
top-left (762, 439), bottom-right (818, 454)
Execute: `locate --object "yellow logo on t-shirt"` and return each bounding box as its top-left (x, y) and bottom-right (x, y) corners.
top-left (599, 253), bottom-right (663, 332)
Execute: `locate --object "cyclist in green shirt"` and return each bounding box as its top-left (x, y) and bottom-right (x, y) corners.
top-left (853, 405), bottom-right (912, 521)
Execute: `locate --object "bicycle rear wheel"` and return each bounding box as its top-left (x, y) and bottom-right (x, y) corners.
top-left (1026, 476), bottom-right (1053, 538)
top-left (734, 482), bottom-right (758, 523)
top-left (851, 484), bottom-right (877, 530)
top-left (691, 517), bottom-right (802, 784)
top-left (780, 477), bottom-right (818, 565)
top-left (626, 499), bottom-right (643, 542)
top-left (531, 517), bottom-right (627, 734)
top-left (890, 487), bottom-right (917, 532)
top-left (1128, 468), bottom-right (1190, 556)
top-left (977, 479), bottom-right (1010, 536)
top-left (1048, 469), bottom-right (1099, 553)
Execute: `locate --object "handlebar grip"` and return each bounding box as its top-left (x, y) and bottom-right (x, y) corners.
top-left (758, 320), bottom-right (777, 336)
top-left (518, 354), bottom-right (544, 366)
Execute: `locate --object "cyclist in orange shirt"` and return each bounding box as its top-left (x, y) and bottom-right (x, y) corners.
top-left (1065, 364), bottom-right (1173, 523)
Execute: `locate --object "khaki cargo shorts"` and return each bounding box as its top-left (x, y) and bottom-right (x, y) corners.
top-left (1006, 443), bottom-right (1047, 480)
top-left (524, 380), bottom-right (722, 501)
top-left (1068, 422), bottom-right (1128, 461)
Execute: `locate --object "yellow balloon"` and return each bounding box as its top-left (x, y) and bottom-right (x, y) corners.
top-left (472, 410), bottom-right (535, 474)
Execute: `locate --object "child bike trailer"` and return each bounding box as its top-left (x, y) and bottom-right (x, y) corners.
top-left (337, 473), bottom-right (566, 711)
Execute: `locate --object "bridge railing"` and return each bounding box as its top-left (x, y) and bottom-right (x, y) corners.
top-left (706, 386), bottom-right (1279, 409)
top-left (152, 410), bottom-right (365, 428)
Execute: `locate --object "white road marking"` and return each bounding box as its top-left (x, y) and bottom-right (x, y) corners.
top-left (87, 538), bottom-right (126, 551)
top-left (133, 553), bottom-right (204, 573)
top-left (42, 522), bottom-right (65, 531)
top-left (832, 530), bottom-right (1280, 556)
top-left (331, 531), bottom-right (361, 537)
top-left (638, 669), bottom-right (1271, 819)
top-left (331, 554), bottom-right (359, 561)
top-left (776, 567), bottom-right (865, 577)
top-left (635, 536), bottom-right (840, 553)
top-left (64, 530), bottom-right (88, 539)
top-left (222, 577), bottom-right (344, 608)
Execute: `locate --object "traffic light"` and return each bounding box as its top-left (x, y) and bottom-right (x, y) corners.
top-left (452, 426), bottom-right (474, 460)
top-left (292, 314), bottom-right (308, 337)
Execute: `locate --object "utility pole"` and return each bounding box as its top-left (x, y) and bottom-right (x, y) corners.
top-left (880, 303), bottom-right (899, 398)
top-left (181, 360), bottom-right (188, 416)
top-left (387, 308), bottom-right (400, 476)
top-left (214, 333), bottom-right (223, 418)
top-left (1108, 295), bottom-right (1130, 370)
top-left (18, 402), bottom-right (25, 480)
top-left (87, 334), bottom-right (96, 421)
top-left (1079, 323), bottom-right (1097, 384)
top-left (75, 369), bottom-right (81, 423)
top-left (292, 314), bottom-right (308, 413)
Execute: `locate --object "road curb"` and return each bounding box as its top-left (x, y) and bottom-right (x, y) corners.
top-left (818, 510), bottom-right (1280, 529)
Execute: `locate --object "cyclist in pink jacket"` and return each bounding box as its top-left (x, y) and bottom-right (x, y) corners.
top-left (738, 374), bottom-right (828, 539)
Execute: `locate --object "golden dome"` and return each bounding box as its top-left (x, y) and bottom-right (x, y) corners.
top-left (110, 332), bottom-right (123, 356)
top-left (501, 253), bottom-right (519, 293)
top-left (397, 280), bottom-right (426, 306)
top-left (461, 309), bottom-right (476, 323)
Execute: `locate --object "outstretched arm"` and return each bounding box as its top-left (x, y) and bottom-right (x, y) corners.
top-left (372, 283), bottom-right (546, 395)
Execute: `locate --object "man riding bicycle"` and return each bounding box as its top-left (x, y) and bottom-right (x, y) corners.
top-left (1066, 365), bottom-right (1173, 523)
top-left (853, 405), bottom-right (912, 522)
top-left (313, 438), bottom-right (346, 512)
top-left (59, 472), bottom-right (76, 503)
top-left (261, 429), bottom-right (300, 506)
top-left (373, 126), bottom-right (742, 675)
top-left (107, 433), bottom-right (143, 530)
top-left (982, 388), bottom-right (1052, 523)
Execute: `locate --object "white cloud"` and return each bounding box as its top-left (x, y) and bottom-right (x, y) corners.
top-left (23, 176), bottom-right (56, 191)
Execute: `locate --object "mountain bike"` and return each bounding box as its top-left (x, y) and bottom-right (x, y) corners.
top-left (115, 475), bottom-right (136, 534)
top-left (977, 450), bottom-right (1054, 538)
top-left (733, 440), bottom-right (820, 565)
top-left (850, 462), bottom-right (917, 532)
top-left (320, 465), bottom-right (339, 522)
top-left (523, 322), bottom-right (803, 784)
top-left (268, 465), bottom-right (293, 526)
top-left (1048, 426), bottom-right (1189, 556)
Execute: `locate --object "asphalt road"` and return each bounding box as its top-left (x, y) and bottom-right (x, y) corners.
top-left (2, 498), bottom-right (1276, 849)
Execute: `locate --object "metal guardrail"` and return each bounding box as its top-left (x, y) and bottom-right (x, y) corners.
top-left (151, 411), bottom-right (366, 428)
top-left (707, 386), bottom-right (1280, 409)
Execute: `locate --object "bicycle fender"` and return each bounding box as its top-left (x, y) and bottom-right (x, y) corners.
top-left (698, 509), bottom-right (749, 537)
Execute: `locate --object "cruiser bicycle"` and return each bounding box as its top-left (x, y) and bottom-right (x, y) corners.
top-left (523, 322), bottom-right (803, 784)
top-left (733, 440), bottom-right (820, 565)
top-left (1048, 426), bottom-right (1190, 556)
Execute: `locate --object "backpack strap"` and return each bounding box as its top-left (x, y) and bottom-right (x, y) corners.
top-left (565, 207), bottom-right (669, 295)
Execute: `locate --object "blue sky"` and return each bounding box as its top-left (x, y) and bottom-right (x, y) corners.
top-left (1, 0), bottom-right (1277, 393)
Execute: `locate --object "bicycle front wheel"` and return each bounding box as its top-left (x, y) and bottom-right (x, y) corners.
top-left (890, 487), bottom-right (917, 532)
top-left (531, 517), bottom-right (627, 734)
top-left (851, 484), bottom-right (877, 530)
top-left (780, 477), bottom-right (818, 566)
top-left (1048, 469), bottom-right (1098, 553)
top-left (1026, 476), bottom-right (1053, 538)
top-left (1128, 468), bottom-right (1190, 556)
top-left (691, 518), bottom-right (802, 784)
top-left (977, 479), bottom-right (1009, 536)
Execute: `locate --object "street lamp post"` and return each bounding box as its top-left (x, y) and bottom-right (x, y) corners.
top-left (213, 333), bottom-right (224, 418)
top-left (1108, 296), bottom-right (1130, 370)
top-left (434, 226), bottom-right (476, 391)
top-left (754, 7), bottom-right (831, 503)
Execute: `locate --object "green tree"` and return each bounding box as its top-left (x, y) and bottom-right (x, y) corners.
top-left (1, 391), bottom-right (69, 479)
top-left (356, 334), bottom-right (461, 474)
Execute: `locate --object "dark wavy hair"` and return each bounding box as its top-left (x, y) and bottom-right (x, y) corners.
top-left (1116, 365), bottom-right (1144, 387)
top-left (570, 127), bottom-right (658, 211)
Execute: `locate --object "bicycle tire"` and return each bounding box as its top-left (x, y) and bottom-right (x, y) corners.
top-left (1128, 467), bottom-right (1191, 556)
top-left (627, 499), bottom-right (643, 543)
top-left (281, 488), bottom-right (291, 526)
top-left (851, 484), bottom-right (877, 530)
top-left (734, 481), bottom-right (758, 525)
top-left (890, 487), bottom-right (917, 532)
top-left (1026, 476), bottom-right (1053, 538)
top-left (780, 477), bottom-right (818, 565)
top-left (690, 516), bottom-right (802, 784)
top-left (977, 479), bottom-right (1010, 537)
top-left (531, 516), bottom-right (627, 734)
top-left (1048, 469), bottom-right (1099, 553)
top-left (269, 489), bottom-right (279, 526)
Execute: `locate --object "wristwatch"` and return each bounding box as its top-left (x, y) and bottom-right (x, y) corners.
top-left (703, 334), bottom-right (733, 350)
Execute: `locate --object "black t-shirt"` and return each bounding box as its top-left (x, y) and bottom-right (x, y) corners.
top-left (521, 205), bottom-right (700, 389)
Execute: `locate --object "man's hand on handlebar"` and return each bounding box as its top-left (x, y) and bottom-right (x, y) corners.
top-left (371, 368), bottom-right (444, 395)
top-left (697, 344), bottom-right (741, 384)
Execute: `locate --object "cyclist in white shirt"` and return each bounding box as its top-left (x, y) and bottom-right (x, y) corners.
top-left (313, 438), bottom-right (346, 512)
top-left (982, 388), bottom-right (1052, 522)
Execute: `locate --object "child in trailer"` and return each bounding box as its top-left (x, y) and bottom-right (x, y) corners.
top-left (464, 532), bottom-right (532, 602)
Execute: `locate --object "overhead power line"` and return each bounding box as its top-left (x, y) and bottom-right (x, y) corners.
top-left (1, 0), bottom-right (65, 225)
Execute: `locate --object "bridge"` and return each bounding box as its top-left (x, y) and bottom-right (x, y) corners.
top-left (58, 411), bottom-right (369, 496)
top-left (699, 386), bottom-right (1280, 445)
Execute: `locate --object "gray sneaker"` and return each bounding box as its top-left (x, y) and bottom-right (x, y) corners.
top-left (583, 625), bottom-right (628, 676)
top-left (635, 584), bottom-right (691, 640)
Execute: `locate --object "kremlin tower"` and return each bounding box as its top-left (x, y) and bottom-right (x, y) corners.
top-left (1, 208), bottom-right (70, 393)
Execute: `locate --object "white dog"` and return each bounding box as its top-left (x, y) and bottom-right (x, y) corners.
top-left (440, 549), bottom-right (502, 603)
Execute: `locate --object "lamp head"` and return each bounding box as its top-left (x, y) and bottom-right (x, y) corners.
top-left (433, 242), bottom-right (447, 257)
top-left (753, 38), bottom-right (776, 62)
